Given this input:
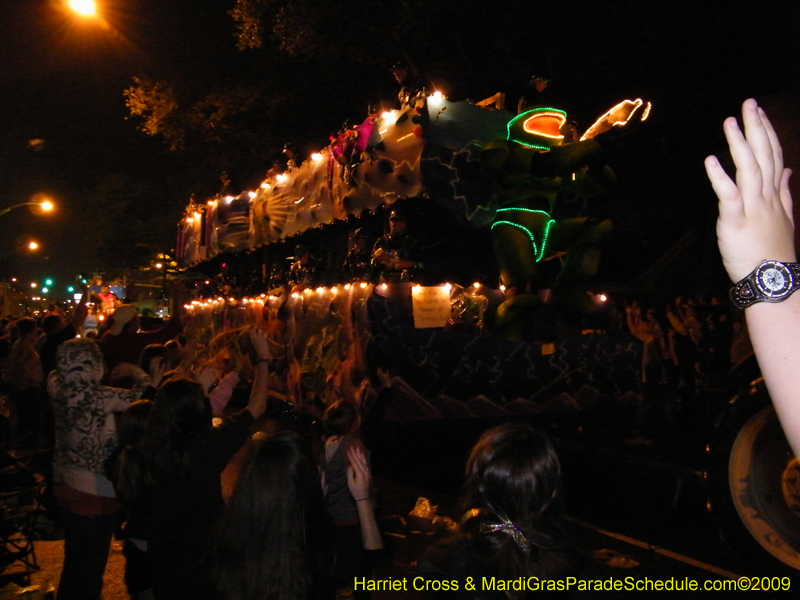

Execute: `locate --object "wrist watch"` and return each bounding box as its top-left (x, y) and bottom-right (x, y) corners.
top-left (730, 260), bottom-right (800, 309)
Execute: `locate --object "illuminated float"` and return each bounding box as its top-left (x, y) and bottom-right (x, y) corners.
top-left (175, 90), bottom-right (800, 572)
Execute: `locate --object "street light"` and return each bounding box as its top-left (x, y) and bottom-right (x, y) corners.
top-left (65, 0), bottom-right (114, 33)
top-left (0, 201), bottom-right (55, 218)
top-left (67, 1), bottom-right (97, 17)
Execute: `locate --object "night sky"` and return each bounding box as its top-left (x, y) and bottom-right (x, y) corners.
top-left (1, 0), bottom-right (798, 296)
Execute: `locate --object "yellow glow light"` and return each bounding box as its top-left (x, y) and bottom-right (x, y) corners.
top-left (30, 282), bottom-right (37, 288)
top-left (311, 153), bottom-right (324, 163)
top-left (155, 263), bottom-right (163, 269)
top-left (292, 292), bottom-right (300, 298)
top-left (380, 283), bottom-right (387, 290)
top-left (28, 241), bottom-right (39, 251)
top-left (276, 173), bottom-right (288, 183)
top-left (316, 287), bottom-right (324, 294)
top-left (40, 201), bottom-right (54, 211)
top-left (500, 285), bottom-right (506, 292)
top-left (207, 200), bottom-right (215, 206)
top-left (580, 99), bottom-right (648, 141)
top-left (473, 282), bottom-right (480, 288)
top-left (430, 91), bottom-right (444, 101)
top-left (443, 283), bottom-right (452, 292)
top-left (98, 314), bottom-right (105, 321)
top-left (331, 287), bottom-right (338, 295)
top-left (225, 196), bottom-right (234, 204)
top-left (359, 282), bottom-right (367, 289)
top-left (381, 111), bottom-right (394, 121)
top-left (248, 191), bottom-right (256, 199)
top-left (344, 283), bottom-right (351, 290)
top-left (68, 1), bottom-right (97, 17)
top-left (260, 182), bottom-right (270, 190)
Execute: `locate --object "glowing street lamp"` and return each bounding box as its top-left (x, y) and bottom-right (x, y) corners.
top-left (28, 241), bottom-right (39, 251)
top-left (67, 1), bottom-right (97, 17)
top-left (0, 200), bottom-right (55, 218)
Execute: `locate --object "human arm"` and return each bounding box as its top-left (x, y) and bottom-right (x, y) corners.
top-left (347, 445), bottom-right (383, 550)
top-left (148, 356), bottom-right (166, 390)
top-left (105, 365), bottom-right (151, 411)
top-left (705, 98), bottom-right (800, 457)
top-left (245, 328), bottom-right (270, 420)
top-left (68, 283), bottom-right (90, 329)
top-left (208, 370), bottom-right (240, 416)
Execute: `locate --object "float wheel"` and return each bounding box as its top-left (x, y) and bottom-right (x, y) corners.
top-left (707, 381), bottom-right (800, 572)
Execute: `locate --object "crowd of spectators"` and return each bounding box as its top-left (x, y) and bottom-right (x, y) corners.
top-left (0, 299), bottom-right (388, 600)
top-left (0, 279), bottom-right (763, 600)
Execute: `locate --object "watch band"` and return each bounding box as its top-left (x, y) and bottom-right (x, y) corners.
top-left (730, 260), bottom-right (800, 309)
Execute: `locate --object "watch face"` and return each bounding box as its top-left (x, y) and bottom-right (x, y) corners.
top-left (755, 261), bottom-right (794, 299)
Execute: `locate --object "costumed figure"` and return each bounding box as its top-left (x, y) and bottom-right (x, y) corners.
top-left (391, 61), bottom-right (426, 108)
top-left (97, 285), bottom-right (120, 315)
top-left (482, 90), bottom-right (651, 340)
top-left (371, 209), bottom-right (423, 283)
top-left (288, 245), bottom-right (319, 290)
top-left (282, 143), bottom-right (299, 171)
top-left (343, 229), bottom-right (376, 282)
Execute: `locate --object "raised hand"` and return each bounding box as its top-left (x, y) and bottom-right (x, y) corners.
top-left (346, 445), bottom-right (371, 501)
top-left (149, 356), bottom-right (167, 389)
top-left (249, 328), bottom-right (271, 361)
top-left (195, 363), bottom-right (217, 395)
top-left (705, 98), bottom-right (795, 283)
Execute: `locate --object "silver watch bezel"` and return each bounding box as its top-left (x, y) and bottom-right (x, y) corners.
top-left (753, 260), bottom-right (795, 300)
top-left (730, 260), bottom-right (800, 309)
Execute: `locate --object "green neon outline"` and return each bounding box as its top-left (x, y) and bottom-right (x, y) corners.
top-left (491, 213), bottom-right (555, 262)
top-left (497, 208), bottom-right (551, 217)
top-left (508, 140), bottom-right (551, 150)
top-left (506, 106), bottom-right (568, 147)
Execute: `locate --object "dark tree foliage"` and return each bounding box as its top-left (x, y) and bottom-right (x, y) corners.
top-left (82, 174), bottom-right (180, 270)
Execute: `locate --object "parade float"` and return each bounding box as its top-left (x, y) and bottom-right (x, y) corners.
top-left (175, 89), bottom-right (800, 572)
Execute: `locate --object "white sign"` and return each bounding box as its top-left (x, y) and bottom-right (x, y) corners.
top-left (411, 285), bottom-right (451, 328)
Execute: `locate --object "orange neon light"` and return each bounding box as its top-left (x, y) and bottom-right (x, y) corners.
top-left (580, 98), bottom-right (652, 141)
top-left (522, 111), bottom-right (566, 140)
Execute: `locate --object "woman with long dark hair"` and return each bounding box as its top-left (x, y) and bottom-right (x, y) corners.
top-left (214, 431), bottom-right (382, 600)
top-left (420, 423), bottom-right (595, 599)
top-left (142, 329), bottom-right (271, 600)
